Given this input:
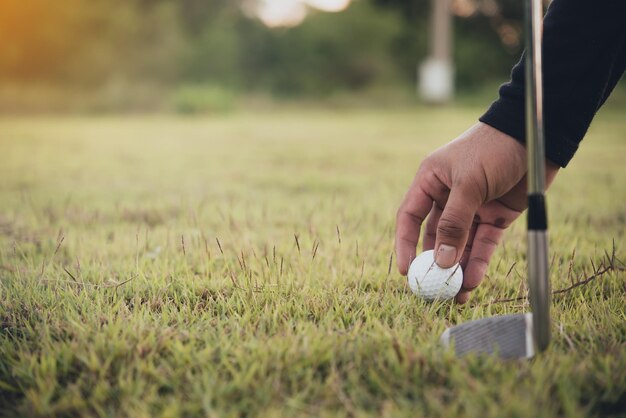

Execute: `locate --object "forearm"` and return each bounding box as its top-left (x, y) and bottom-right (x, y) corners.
top-left (479, 0), bottom-right (626, 168)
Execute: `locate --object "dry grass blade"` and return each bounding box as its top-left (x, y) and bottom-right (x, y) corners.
top-left (486, 248), bottom-right (625, 305)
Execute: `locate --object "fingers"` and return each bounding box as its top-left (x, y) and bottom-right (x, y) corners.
top-left (455, 290), bottom-right (471, 304)
top-left (422, 202), bottom-right (442, 252)
top-left (454, 200), bottom-right (523, 304)
top-left (455, 223), bottom-right (504, 304)
top-left (434, 186), bottom-right (481, 269)
top-left (395, 183), bottom-right (435, 275)
top-left (459, 217), bottom-right (479, 271)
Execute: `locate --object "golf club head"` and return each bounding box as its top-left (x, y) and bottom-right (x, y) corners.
top-left (440, 313), bottom-right (535, 359)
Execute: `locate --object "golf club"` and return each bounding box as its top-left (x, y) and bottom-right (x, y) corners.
top-left (440, 0), bottom-right (551, 359)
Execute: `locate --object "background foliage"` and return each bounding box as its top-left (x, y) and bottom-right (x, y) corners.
top-left (0, 0), bottom-right (531, 110)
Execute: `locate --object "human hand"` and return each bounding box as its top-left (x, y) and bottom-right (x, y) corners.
top-left (395, 122), bottom-right (559, 303)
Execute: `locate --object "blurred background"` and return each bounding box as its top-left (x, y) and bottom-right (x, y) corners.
top-left (0, 0), bottom-right (581, 113)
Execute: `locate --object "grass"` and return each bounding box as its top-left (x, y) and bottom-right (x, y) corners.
top-left (0, 104), bottom-right (624, 417)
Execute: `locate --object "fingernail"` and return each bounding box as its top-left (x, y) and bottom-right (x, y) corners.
top-left (435, 244), bottom-right (457, 268)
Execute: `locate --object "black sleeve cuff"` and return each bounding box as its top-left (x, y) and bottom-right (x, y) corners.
top-left (479, 97), bottom-right (580, 168)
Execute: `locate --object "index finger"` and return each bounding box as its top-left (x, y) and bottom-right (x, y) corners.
top-left (395, 184), bottom-right (434, 275)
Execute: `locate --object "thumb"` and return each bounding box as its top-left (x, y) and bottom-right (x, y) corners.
top-left (435, 186), bottom-right (481, 268)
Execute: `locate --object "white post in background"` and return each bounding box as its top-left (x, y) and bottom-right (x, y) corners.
top-left (419, 0), bottom-right (454, 103)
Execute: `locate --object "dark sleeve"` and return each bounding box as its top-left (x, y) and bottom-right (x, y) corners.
top-left (479, 0), bottom-right (626, 168)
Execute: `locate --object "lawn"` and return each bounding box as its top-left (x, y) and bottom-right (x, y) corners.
top-left (0, 105), bottom-right (624, 417)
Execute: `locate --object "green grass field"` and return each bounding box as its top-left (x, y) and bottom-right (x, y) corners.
top-left (0, 106), bottom-right (625, 417)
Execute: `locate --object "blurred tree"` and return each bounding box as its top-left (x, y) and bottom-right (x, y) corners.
top-left (373, 0), bottom-right (429, 19)
top-left (0, 0), bottom-right (534, 108)
top-left (178, 0), bottom-right (216, 36)
top-left (0, 0), bottom-right (183, 86)
top-left (373, 0), bottom-right (523, 89)
top-left (236, 1), bottom-right (404, 95)
top-left (178, 3), bottom-right (243, 86)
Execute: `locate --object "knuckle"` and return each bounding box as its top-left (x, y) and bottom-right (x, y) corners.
top-left (478, 235), bottom-right (499, 247)
top-left (396, 204), bottom-right (410, 221)
top-left (397, 206), bottom-right (424, 226)
top-left (437, 215), bottom-right (466, 240)
top-left (456, 291), bottom-right (470, 304)
top-left (419, 153), bottom-right (436, 169)
top-left (454, 177), bottom-right (485, 204)
top-left (462, 281), bottom-right (481, 291)
top-left (395, 206), bottom-right (404, 221)
top-left (469, 255), bottom-right (490, 268)
top-left (422, 164), bottom-right (442, 182)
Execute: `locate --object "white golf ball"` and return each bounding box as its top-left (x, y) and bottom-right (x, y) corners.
top-left (407, 250), bottom-right (463, 300)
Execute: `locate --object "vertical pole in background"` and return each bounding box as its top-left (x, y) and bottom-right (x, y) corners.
top-left (419, 0), bottom-right (453, 103)
top-left (525, 0), bottom-right (551, 352)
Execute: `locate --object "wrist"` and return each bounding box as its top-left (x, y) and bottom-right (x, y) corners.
top-left (474, 122), bottom-right (528, 180)
top-left (545, 159), bottom-right (560, 188)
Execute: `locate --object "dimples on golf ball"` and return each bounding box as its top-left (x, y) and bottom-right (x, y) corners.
top-left (407, 250), bottom-right (463, 300)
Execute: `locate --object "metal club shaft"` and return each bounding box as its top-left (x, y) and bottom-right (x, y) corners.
top-left (525, 0), bottom-right (551, 352)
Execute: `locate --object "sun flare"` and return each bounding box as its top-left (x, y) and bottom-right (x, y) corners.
top-left (252, 0), bottom-right (352, 27)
